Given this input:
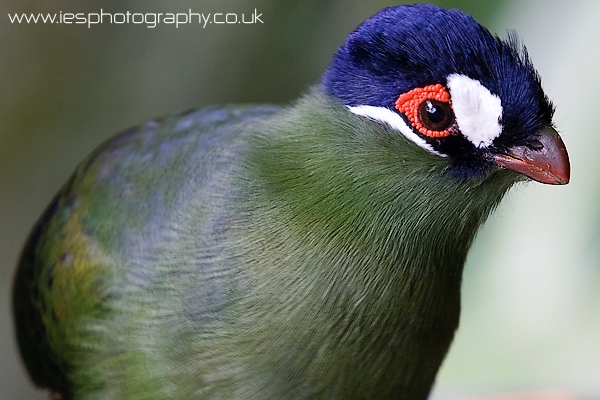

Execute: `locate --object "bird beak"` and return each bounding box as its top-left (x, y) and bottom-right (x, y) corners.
top-left (492, 124), bottom-right (570, 185)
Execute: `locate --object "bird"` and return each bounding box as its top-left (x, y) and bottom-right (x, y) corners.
top-left (12, 4), bottom-right (570, 400)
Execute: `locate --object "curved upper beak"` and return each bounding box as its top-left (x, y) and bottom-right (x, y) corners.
top-left (492, 124), bottom-right (570, 185)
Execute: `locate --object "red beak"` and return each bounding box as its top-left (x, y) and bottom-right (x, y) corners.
top-left (492, 124), bottom-right (570, 185)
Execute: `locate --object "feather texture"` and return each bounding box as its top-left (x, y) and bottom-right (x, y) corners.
top-left (14, 89), bottom-right (518, 399)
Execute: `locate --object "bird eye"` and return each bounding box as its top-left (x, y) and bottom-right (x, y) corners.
top-left (418, 99), bottom-right (454, 132)
top-left (395, 84), bottom-right (455, 138)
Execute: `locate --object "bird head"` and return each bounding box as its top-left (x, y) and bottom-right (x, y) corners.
top-left (322, 4), bottom-right (570, 184)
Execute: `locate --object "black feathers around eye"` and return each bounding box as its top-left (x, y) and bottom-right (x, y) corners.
top-left (418, 100), bottom-right (454, 131)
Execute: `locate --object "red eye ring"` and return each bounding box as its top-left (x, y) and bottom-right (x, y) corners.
top-left (394, 84), bottom-right (454, 138)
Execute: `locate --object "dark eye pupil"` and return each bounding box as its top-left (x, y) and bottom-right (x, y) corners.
top-left (425, 101), bottom-right (445, 124)
top-left (418, 99), bottom-right (454, 132)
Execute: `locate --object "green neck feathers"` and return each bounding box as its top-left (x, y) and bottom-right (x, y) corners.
top-left (237, 88), bottom-right (518, 397)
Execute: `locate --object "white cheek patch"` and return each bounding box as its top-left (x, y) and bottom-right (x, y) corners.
top-left (446, 74), bottom-right (503, 148)
top-left (347, 105), bottom-right (445, 157)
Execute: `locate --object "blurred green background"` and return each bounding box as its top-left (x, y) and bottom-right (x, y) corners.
top-left (1, 0), bottom-right (598, 399)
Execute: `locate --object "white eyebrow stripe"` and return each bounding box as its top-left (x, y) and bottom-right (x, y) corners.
top-left (347, 105), bottom-right (446, 157)
top-left (446, 74), bottom-right (503, 148)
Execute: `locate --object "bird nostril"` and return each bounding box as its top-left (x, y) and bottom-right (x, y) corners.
top-left (526, 139), bottom-right (544, 151)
